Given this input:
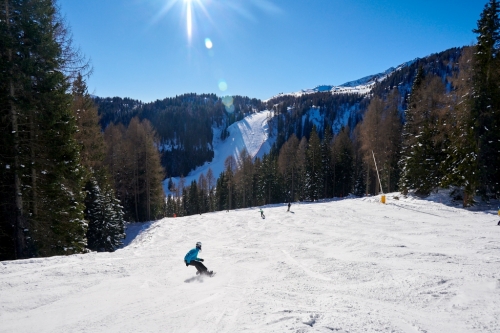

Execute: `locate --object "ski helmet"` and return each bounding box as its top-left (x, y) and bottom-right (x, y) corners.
top-left (196, 241), bottom-right (202, 250)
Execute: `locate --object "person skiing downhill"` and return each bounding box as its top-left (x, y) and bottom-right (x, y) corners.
top-left (259, 209), bottom-right (265, 218)
top-left (184, 242), bottom-right (214, 276)
top-left (287, 202), bottom-right (291, 212)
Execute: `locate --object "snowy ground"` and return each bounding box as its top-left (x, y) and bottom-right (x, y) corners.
top-left (1, 194), bottom-right (499, 333)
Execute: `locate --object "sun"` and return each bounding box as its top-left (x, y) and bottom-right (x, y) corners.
top-left (152, 0), bottom-right (209, 43)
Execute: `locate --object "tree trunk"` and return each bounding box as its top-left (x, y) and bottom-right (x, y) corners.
top-left (6, 0), bottom-right (27, 258)
top-left (145, 141), bottom-right (150, 220)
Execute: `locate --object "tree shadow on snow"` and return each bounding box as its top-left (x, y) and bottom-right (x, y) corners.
top-left (120, 222), bottom-right (155, 248)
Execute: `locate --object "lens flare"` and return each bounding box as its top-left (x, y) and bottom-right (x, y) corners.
top-left (205, 38), bottom-right (213, 49)
top-left (222, 95), bottom-right (234, 113)
top-left (218, 79), bottom-right (228, 92)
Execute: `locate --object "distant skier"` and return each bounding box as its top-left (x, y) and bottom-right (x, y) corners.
top-left (287, 202), bottom-right (291, 212)
top-left (184, 242), bottom-right (214, 276)
top-left (259, 209), bottom-right (265, 219)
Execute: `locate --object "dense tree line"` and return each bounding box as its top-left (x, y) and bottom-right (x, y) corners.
top-left (94, 94), bottom-right (265, 177)
top-left (165, 124), bottom-right (358, 217)
top-left (400, 0), bottom-right (500, 206)
top-left (1, 0), bottom-right (88, 259)
top-left (0, 0), bottom-right (165, 261)
top-left (103, 118), bottom-right (166, 222)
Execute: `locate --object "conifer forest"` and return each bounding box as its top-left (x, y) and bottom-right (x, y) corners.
top-left (1, 0), bottom-right (499, 260)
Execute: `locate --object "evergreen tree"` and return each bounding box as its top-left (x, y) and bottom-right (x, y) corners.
top-left (197, 173), bottom-right (208, 214)
top-left (84, 178), bottom-right (125, 252)
top-left (186, 180), bottom-right (199, 215)
top-left (215, 171), bottom-right (228, 211)
top-left (381, 88), bottom-right (403, 193)
top-left (398, 75), bottom-right (448, 196)
top-left (296, 136), bottom-right (308, 201)
top-left (166, 195), bottom-right (176, 217)
top-left (471, 0), bottom-right (500, 199)
top-left (305, 126), bottom-right (323, 201)
top-left (399, 68), bottom-right (425, 195)
top-left (321, 127), bottom-right (334, 198)
top-left (442, 47), bottom-right (478, 205)
top-left (71, 73), bottom-right (126, 251)
top-left (352, 125), bottom-right (367, 197)
top-left (1, 0), bottom-right (88, 259)
top-left (332, 127), bottom-right (354, 197)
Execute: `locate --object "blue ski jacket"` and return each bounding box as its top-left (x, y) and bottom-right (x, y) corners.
top-left (184, 248), bottom-right (200, 264)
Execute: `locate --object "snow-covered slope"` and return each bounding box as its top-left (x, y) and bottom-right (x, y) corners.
top-left (1, 194), bottom-right (499, 332)
top-left (164, 110), bottom-right (275, 193)
top-left (268, 60), bottom-right (417, 101)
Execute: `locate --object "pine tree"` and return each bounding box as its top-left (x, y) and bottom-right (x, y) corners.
top-left (332, 127), bottom-right (354, 197)
top-left (398, 75), bottom-right (447, 196)
top-left (166, 195), bottom-right (175, 217)
top-left (442, 47), bottom-right (478, 206)
top-left (471, 0), bottom-right (500, 199)
top-left (305, 126), bottom-right (323, 201)
top-left (296, 136), bottom-right (308, 201)
top-left (71, 73), bottom-right (126, 251)
top-left (382, 89), bottom-right (402, 192)
top-left (321, 127), bottom-right (334, 198)
top-left (1, 0), bottom-right (89, 259)
top-left (84, 177), bottom-right (125, 252)
top-left (186, 180), bottom-right (199, 215)
top-left (399, 67), bottom-right (425, 195)
top-left (215, 171), bottom-right (228, 211)
top-left (352, 125), bottom-right (367, 197)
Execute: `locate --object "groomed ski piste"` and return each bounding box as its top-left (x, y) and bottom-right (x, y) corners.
top-left (1, 192), bottom-right (499, 333)
top-left (163, 109), bottom-right (275, 194)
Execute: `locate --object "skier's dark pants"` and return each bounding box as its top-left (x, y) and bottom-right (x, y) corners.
top-left (189, 260), bottom-right (208, 274)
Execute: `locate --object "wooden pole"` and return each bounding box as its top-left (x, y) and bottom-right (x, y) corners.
top-left (372, 150), bottom-right (384, 194)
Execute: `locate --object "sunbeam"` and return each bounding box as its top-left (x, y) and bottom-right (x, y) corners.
top-left (186, 0), bottom-right (192, 40)
top-left (151, 0), bottom-right (281, 44)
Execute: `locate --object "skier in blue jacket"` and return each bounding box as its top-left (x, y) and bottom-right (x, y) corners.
top-left (184, 242), bottom-right (214, 276)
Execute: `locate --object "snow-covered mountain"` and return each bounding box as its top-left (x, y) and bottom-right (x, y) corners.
top-left (2, 192), bottom-right (499, 332)
top-left (164, 110), bottom-right (276, 194)
top-left (163, 76), bottom-right (367, 192)
top-left (268, 59), bottom-right (417, 100)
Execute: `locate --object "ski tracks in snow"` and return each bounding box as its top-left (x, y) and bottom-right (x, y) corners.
top-left (2, 195), bottom-right (499, 332)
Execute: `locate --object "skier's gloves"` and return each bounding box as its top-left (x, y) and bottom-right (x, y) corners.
top-left (198, 258), bottom-right (204, 262)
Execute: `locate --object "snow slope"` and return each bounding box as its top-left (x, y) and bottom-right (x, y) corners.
top-left (267, 60), bottom-right (418, 101)
top-left (164, 110), bottom-right (275, 194)
top-left (1, 194), bottom-right (499, 333)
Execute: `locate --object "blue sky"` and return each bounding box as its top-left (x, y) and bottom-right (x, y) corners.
top-left (59, 0), bottom-right (485, 102)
